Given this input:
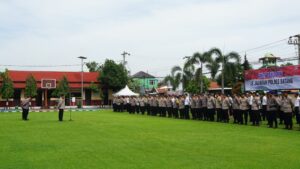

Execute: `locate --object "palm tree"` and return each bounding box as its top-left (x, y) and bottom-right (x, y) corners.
top-left (206, 57), bottom-right (220, 80)
top-left (209, 48), bottom-right (240, 94)
top-left (163, 66), bottom-right (182, 91)
top-left (190, 52), bottom-right (211, 93)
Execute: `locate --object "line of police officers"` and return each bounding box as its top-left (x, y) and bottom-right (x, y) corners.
top-left (113, 92), bottom-right (300, 130)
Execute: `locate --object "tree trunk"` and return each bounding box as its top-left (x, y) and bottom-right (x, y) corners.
top-left (200, 62), bottom-right (203, 93)
top-left (221, 62), bottom-right (225, 94)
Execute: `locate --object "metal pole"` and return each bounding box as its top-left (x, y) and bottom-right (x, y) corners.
top-left (81, 59), bottom-right (84, 108)
top-left (78, 56), bottom-right (87, 108)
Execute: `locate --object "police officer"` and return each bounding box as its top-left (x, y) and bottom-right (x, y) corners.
top-left (179, 96), bottom-right (185, 119)
top-left (195, 95), bottom-right (201, 120)
top-left (232, 94), bottom-right (240, 124)
top-left (184, 95), bottom-right (190, 119)
top-left (112, 97), bottom-right (117, 112)
top-left (215, 94), bottom-right (222, 122)
top-left (21, 96), bottom-right (31, 121)
top-left (57, 95), bottom-right (65, 121)
top-left (294, 93), bottom-right (300, 125)
top-left (266, 93), bottom-right (278, 128)
top-left (251, 93), bottom-right (261, 126)
top-left (201, 94), bottom-right (208, 121)
top-left (190, 95), bottom-right (197, 120)
top-left (221, 94), bottom-right (230, 123)
top-left (152, 96), bottom-right (158, 116)
top-left (207, 94), bottom-right (216, 121)
top-left (281, 92), bottom-right (294, 130)
top-left (140, 96), bottom-right (146, 115)
top-left (239, 94), bottom-right (249, 125)
top-left (166, 96), bottom-right (173, 118)
top-left (172, 96), bottom-right (179, 118)
top-left (129, 96), bottom-right (136, 114)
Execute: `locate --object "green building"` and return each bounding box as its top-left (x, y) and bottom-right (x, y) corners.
top-left (259, 53), bottom-right (280, 68)
top-left (132, 71), bottom-right (158, 93)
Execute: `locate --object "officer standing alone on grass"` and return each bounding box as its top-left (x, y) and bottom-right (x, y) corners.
top-left (58, 95), bottom-right (65, 121)
top-left (21, 96), bottom-right (31, 121)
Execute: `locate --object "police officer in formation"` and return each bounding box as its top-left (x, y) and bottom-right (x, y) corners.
top-left (113, 91), bottom-right (300, 130)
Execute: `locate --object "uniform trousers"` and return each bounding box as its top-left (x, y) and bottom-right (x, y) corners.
top-left (284, 113), bottom-right (293, 129)
top-left (222, 109), bottom-right (229, 123)
top-left (22, 109), bottom-right (29, 120)
top-left (252, 110), bottom-right (260, 125)
top-left (216, 108), bottom-right (222, 122)
top-left (59, 109), bottom-right (64, 121)
top-left (207, 108), bottom-right (215, 121)
top-left (173, 108), bottom-right (179, 118)
top-left (267, 111), bottom-right (277, 128)
top-left (184, 105), bottom-right (190, 119)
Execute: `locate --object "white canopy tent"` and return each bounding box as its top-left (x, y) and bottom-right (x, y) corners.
top-left (113, 85), bottom-right (139, 96)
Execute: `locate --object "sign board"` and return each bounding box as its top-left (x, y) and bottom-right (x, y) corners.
top-left (72, 97), bottom-right (76, 103)
top-left (244, 65), bottom-right (300, 91)
top-left (41, 79), bottom-right (56, 89)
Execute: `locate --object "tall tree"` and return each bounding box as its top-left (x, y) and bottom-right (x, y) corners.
top-left (206, 57), bottom-right (220, 80)
top-left (0, 69), bottom-right (14, 106)
top-left (180, 57), bottom-right (195, 91)
top-left (86, 61), bottom-right (102, 72)
top-left (98, 59), bottom-right (128, 91)
top-left (25, 74), bottom-right (37, 98)
top-left (209, 48), bottom-right (240, 93)
top-left (190, 52), bottom-right (211, 93)
top-left (127, 78), bottom-right (141, 93)
top-left (163, 66), bottom-right (182, 91)
top-left (242, 55), bottom-right (252, 71)
top-left (52, 76), bottom-right (70, 97)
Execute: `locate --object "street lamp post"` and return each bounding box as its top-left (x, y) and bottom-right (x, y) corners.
top-left (78, 56), bottom-right (87, 108)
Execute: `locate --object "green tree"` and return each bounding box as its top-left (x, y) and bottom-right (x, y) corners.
top-left (25, 74), bottom-right (37, 97)
top-left (89, 82), bottom-right (99, 93)
top-left (127, 78), bottom-right (140, 93)
top-left (280, 62), bottom-right (293, 67)
top-left (98, 59), bottom-right (128, 92)
top-left (209, 48), bottom-right (241, 92)
top-left (86, 61), bottom-right (102, 72)
top-left (185, 76), bottom-right (210, 94)
top-left (182, 57), bottom-right (195, 91)
top-left (163, 66), bottom-right (182, 91)
top-left (190, 52), bottom-right (211, 92)
top-left (52, 76), bottom-right (70, 97)
top-left (0, 69), bottom-right (14, 104)
top-left (242, 55), bottom-right (252, 71)
top-left (206, 57), bottom-right (220, 80)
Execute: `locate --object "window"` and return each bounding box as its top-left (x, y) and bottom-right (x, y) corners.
top-left (149, 80), bottom-right (155, 85)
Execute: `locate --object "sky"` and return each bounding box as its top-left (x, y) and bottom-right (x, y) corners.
top-left (0, 0), bottom-right (300, 77)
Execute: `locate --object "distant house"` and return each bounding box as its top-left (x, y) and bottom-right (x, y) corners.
top-left (132, 71), bottom-right (158, 92)
top-left (208, 81), bottom-right (232, 94)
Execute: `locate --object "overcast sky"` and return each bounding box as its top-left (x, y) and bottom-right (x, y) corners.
top-left (0, 0), bottom-right (299, 77)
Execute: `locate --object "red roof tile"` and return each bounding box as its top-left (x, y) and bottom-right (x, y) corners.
top-left (7, 70), bottom-right (99, 82)
top-left (209, 81), bottom-right (220, 89)
top-left (1, 70), bottom-right (100, 89)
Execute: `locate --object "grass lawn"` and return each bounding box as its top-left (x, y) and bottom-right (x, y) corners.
top-left (0, 110), bottom-right (300, 169)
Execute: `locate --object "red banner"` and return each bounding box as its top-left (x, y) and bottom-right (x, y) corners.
top-left (244, 65), bottom-right (300, 91)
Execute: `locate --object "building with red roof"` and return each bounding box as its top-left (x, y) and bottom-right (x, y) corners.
top-left (0, 70), bottom-right (103, 108)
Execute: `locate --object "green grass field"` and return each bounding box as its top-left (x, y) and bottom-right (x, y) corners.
top-left (1, 110), bottom-right (300, 169)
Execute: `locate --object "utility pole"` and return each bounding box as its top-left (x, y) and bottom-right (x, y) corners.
top-left (288, 34), bottom-right (300, 65)
top-left (121, 51), bottom-right (130, 67)
top-left (78, 56), bottom-right (87, 108)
